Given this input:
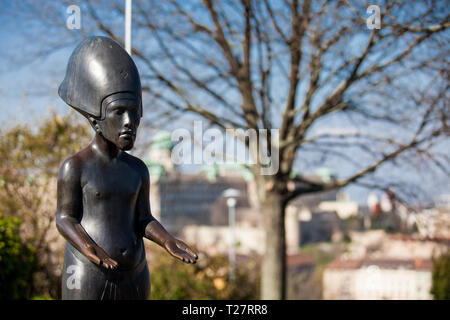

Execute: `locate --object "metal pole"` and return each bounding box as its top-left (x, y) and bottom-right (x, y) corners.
top-left (227, 198), bottom-right (236, 282)
top-left (125, 0), bottom-right (132, 55)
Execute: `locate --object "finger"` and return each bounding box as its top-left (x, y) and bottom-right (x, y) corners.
top-left (172, 248), bottom-right (194, 264)
top-left (107, 258), bottom-right (119, 267)
top-left (102, 258), bottom-right (111, 268)
top-left (102, 260), bottom-right (110, 268)
top-left (182, 253), bottom-right (194, 264)
top-left (184, 251), bottom-right (197, 261)
top-left (172, 251), bottom-right (185, 262)
top-left (191, 252), bottom-right (199, 260)
top-left (184, 247), bottom-right (198, 259)
top-left (180, 254), bottom-right (188, 263)
top-left (177, 241), bottom-right (198, 258)
top-left (104, 258), bottom-right (116, 269)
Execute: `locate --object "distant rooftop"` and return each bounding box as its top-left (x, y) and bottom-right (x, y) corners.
top-left (287, 252), bottom-right (315, 268)
top-left (327, 257), bottom-right (433, 271)
top-left (387, 234), bottom-right (450, 244)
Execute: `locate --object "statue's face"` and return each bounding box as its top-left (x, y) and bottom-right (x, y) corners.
top-left (98, 100), bottom-right (141, 150)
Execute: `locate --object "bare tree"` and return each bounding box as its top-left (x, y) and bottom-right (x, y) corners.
top-left (10, 0), bottom-right (449, 299)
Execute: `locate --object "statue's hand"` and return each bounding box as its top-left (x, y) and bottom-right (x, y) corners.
top-left (164, 239), bottom-right (198, 264)
top-left (85, 243), bottom-right (118, 270)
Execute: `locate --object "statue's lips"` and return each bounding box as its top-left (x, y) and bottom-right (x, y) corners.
top-left (119, 131), bottom-right (135, 139)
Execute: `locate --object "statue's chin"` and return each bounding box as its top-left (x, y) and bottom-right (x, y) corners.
top-left (117, 136), bottom-right (135, 150)
top-left (119, 143), bottom-right (134, 151)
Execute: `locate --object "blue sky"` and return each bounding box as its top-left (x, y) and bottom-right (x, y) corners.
top-left (0, 1), bottom-right (448, 206)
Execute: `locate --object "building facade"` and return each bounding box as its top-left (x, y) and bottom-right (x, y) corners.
top-left (323, 258), bottom-right (433, 300)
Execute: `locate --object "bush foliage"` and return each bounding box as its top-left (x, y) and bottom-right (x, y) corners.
top-left (0, 214), bottom-right (36, 299)
top-left (431, 251), bottom-right (450, 300)
top-left (0, 113), bottom-right (91, 299)
top-left (148, 246), bottom-right (260, 300)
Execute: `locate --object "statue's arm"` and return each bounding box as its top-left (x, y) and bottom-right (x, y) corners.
top-left (56, 158), bottom-right (118, 269)
top-left (136, 161), bottom-right (198, 264)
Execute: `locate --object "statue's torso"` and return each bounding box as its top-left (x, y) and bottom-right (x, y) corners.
top-left (79, 154), bottom-right (144, 270)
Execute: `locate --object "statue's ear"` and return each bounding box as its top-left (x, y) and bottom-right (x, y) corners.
top-left (88, 116), bottom-right (102, 135)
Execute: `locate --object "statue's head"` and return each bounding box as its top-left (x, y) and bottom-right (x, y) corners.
top-left (58, 36), bottom-right (142, 150)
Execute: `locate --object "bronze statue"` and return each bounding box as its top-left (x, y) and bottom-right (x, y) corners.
top-left (56, 36), bottom-right (197, 300)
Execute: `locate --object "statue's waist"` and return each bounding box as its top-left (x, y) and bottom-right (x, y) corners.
top-left (67, 242), bottom-right (147, 279)
top-left (81, 221), bottom-right (139, 244)
top-left (69, 222), bottom-right (145, 269)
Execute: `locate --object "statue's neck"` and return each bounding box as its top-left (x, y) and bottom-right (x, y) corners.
top-left (91, 133), bottom-right (120, 160)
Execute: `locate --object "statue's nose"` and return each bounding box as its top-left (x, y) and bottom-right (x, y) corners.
top-left (123, 112), bottom-right (132, 128)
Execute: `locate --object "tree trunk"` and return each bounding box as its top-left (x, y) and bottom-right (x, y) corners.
top-left (259, 187), bottom-right (286, 299)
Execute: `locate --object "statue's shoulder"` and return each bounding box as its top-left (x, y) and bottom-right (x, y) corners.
top-left (121, 152), bottom-right (149, 177)
top-left (58, 147), bottom-right (92, 182)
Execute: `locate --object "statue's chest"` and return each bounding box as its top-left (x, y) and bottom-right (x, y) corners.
top-left (81, 162), bottom-right (141, 202)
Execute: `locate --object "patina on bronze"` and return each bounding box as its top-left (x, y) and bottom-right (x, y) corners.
top-left (56, 36), bottom-right (197, 300)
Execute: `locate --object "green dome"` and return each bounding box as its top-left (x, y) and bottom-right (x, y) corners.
top-left (144, 160), bottom-right (166, 181)
top-left (201, 163), bottom-right (254, 181)
top-left (150, 130), bottom-right (175, 150)
top-left (315, 167), bottom-right (336, 183)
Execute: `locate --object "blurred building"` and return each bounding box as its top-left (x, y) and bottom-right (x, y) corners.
top-left (364, 190), bottom-right (450, 237)
top-left (285, 189), bottom-right (359, 249)
top-left (183, 223), bottom-right (264, 256)
top-left (346, 230), bottom-right (449, 260)
top-left (323, 230), bottom-right (449, 300)
top-left (146, 131), bottom-right (256, 234)
top-left (323, 257), bottom-right (433, 300)
top-left (145, 131), bottom-right (355, 299)
top-left (413, 205), bottom-right (450, 240)
top-left (146, 131), bottom-right (450, 300)
top-left (156, 174), bottom-right (253, 234)
top-left (146, 131), bottom-right (349, 251)
top-left (286, 253), bottom-right (317, 300)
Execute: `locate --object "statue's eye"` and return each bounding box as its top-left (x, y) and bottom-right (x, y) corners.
top-left (115, 109), bottom-right (124, 115)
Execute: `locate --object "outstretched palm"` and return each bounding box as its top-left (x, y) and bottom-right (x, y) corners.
top-left (164, 239), bottom-right (198, 264)
top-left (85, 243), bottom-right (118, 270)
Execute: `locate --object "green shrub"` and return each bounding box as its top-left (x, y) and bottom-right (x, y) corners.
top-left (0, 113), bottom-right (91, 299)
top-left (431, 251), bottom-right (450, 300)
top-left (31, 294), bottom-right (53, 300)
top-left (148, 246), bottom-right (259, 300)
top-left (0, 214), bottom-right (36, 299)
